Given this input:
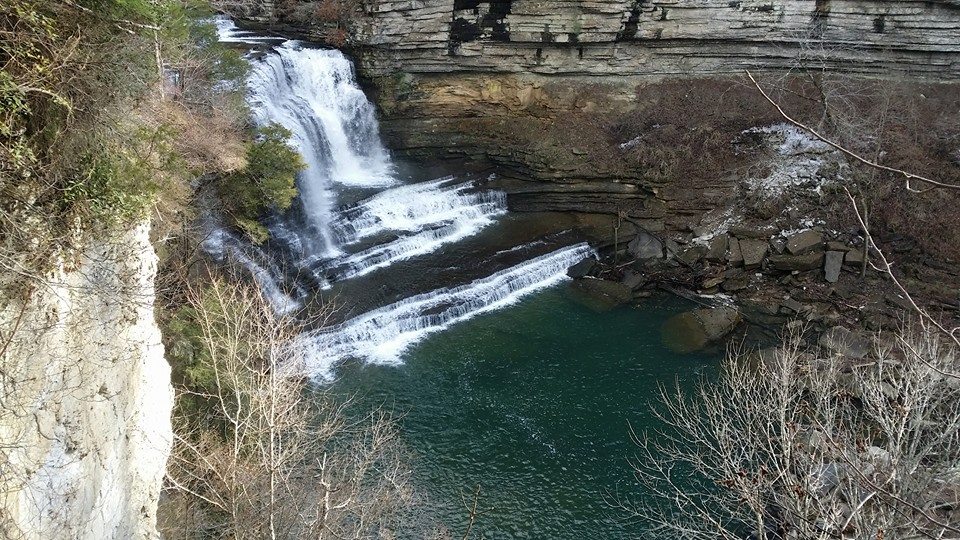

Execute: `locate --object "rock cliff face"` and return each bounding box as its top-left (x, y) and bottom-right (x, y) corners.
top-left (353, 0), bottom-right (960, 77)
top-left (0, 223), bottom-right (172, 539)
top-left (341, 0), bottom-right (960, 216)
top-left (225, 0), bottom-right (960, 233)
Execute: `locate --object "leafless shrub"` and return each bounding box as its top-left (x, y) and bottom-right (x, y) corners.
top-left (163, 279), bottom-right (415, 539)
top-left (627, 327), bottom-right (960, 539)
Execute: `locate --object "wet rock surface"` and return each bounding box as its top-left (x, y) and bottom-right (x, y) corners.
top-left (570, 277), bottom-right (634, 310)
top-left (661, 306), bottom-right (741, 354)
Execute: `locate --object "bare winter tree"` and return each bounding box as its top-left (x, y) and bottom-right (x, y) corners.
top-left (163, 279), bottom-right (415, 539)
top-left (627, 328), bottom-right (960, 539)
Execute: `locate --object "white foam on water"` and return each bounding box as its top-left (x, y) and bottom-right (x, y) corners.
top-left (327, 219), bottom-right (496, 282)
top-left (321, 178), bottom-right (507, 280)
top-left (331, 177), bottom-right (506, 245)
top-left (297, 243), bottom-right (596, 380)
top-left (493, 239), bottom-right (549, 257)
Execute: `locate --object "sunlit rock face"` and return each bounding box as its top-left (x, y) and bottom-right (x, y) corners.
top-left (223, 0), bottom-right (960, 77)
top-left (351, 0), bottom-right (960, 77)
top-left (220, 1), bottom-right (960, 232)
top-left (0, 223), bottom-right (172, 540)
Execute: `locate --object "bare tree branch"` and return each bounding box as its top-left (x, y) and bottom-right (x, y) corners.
top-left (746, 70), bottom-right (960, 192)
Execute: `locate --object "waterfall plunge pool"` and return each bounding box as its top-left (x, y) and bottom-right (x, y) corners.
top-left (326, 288), bottom-right (720, 539)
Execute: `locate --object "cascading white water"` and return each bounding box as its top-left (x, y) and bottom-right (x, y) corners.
top-left (202, 229), bottom-right (305, 315)
top-left (247, 42), bottom-right (396, 257)
top-left (297, 244), bottom-right (597, 380)
top-left (211, 20), bottom-right (596, 372)
top-left (318, 178), bottom-right (508, 281)
top-left (331, 177), bottom-right (506, 245)
top-left (209, 23), bottom-right (515, 311)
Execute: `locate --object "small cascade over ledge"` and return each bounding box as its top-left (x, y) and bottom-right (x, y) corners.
top-left (298, 243), bottom-right (596, 380)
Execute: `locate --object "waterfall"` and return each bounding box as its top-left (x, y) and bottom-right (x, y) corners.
top-left (297, 244), bottom-right (597, 380)
top-left (331, 177), bottom-right (506, 245)
top-left (211, 19), bottom-right (596, 377)
top-left (247, 42), bottom-right (395, 258)
top-left (202, 229), bottom-right (305, 315)
top-left (319, 177), bottom-right (507, 281)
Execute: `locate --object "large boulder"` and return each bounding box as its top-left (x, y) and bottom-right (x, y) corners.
top-left (571, 278), bottom-right (634, 311)
top-left (739, 239), bottom-right (769, 270)
top-left (621, 270), bottom-right (646, 290)
top-left (628, 230), bottom-right (664, 260)
top-left (661, 306), bottom-right (741, 353)
top-left (844, 249), bottom-right (865, 267)
top-left (824, 251), bottom-right (844, 283)
top-left (705, 235), bottom-right (728, 262)
top-left (567, 257), bottom-right (597, 278)
top-left (786, 230), bottom-right (823, 255)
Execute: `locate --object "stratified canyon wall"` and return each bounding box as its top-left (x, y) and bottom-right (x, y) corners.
top-left (353, 0), bottom-right (960, 77)
top-left (224, 0), bottom-right (960, 231)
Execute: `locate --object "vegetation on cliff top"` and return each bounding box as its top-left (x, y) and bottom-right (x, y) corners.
top-left (0, 0), bottom-right (303, 282)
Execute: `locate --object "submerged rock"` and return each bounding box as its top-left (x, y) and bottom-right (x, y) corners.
top-left (661, 306), bottom-right (741, 353)
top-left (570, 278), bottom-right (633, 310)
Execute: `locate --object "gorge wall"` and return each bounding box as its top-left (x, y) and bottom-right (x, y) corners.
top-left (225, 0), bottom-right (960, 233)
top-left (353, 0), bottom-right (960, 77)
top-left (0, 224), bottom-right (172, 539)
top-left (348, 1), bottom-right (959, 226)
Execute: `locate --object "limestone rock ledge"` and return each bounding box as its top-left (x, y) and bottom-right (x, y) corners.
top-left (0, 223), bottom-right (172, 539)
top-left (350, 0), bottom-right (960, 78)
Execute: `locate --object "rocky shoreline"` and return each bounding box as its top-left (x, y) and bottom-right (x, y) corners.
top-left (567, 216), bottom-right (959, 353)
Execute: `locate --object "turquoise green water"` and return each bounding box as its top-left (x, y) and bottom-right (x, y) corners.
top-left (329, 286), bottom-right (721, 539)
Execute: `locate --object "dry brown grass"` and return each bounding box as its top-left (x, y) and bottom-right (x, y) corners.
top-left (606, 76), bottom-right (960, 261)
top-left (147, 101), bottom-right (248, 175)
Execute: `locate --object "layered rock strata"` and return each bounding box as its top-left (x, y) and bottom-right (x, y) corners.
top-left (353, 0), bottom-right (960, 77)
